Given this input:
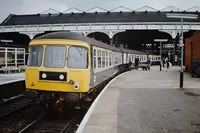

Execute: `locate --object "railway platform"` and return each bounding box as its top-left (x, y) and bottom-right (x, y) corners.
top-left (0, 73), bottom-right (25, 85)
top-left (77, 66), bottom-right (200, 133)
top-left (0, 73), bottom-right (25, 100)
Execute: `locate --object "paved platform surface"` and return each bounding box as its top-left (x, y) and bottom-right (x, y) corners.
top-left (80, 66), bottom-right (200, 133)
top-left (0, 73), bottom-right (25, 85)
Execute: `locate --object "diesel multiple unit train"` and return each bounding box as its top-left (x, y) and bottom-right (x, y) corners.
top-left (25, 32), bottom-right (160, 109)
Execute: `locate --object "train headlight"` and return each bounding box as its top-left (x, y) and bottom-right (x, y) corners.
top-left (59, 74), bottom-right (64, 80)
top-left (42, 73), bottom-right (47, 79)
top-left (74, 82), bottom-right (80, 90)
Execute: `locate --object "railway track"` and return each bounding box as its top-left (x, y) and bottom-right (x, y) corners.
top-left (0, 94), bottom-right (85, 133)
top-left (0, 95), bottom-right (32, 118)
top-left (19, 111), bottom-right (76, 133)
top-left (0, 105), bottom-right (45, 133)
top-left (0, 77), bottom-right (110, 133)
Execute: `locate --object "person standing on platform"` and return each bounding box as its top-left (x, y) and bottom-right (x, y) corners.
top-left (135, 56), bottom-right (139, 70)
top-left (147, 57), bottom-right (151, 70)
top-left (129, 59), bottom-right (132, 69)
top-left (162, 58), bottom-right (166, 68)
top-left (166, 57), bottom-right (170, 69)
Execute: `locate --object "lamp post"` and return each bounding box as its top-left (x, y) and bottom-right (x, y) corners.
top-left (154, 39), bottom-right (168, 71)
top-left (166, 13), bottom-right (198, 88)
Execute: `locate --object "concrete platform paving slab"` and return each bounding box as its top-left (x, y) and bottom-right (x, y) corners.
top-left (78, 66), bottom-right (200, 133)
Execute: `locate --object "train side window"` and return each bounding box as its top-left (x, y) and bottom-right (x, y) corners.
top-left (115, 52), bottom-right (118, 65)
top-left (112, 52), bottom-right (114, 65)
top-left (131, 54), bottom-right (133, 62)
top-left (106, 51), bottom-right (108, 67)
top-left (102, 51), bottom-right (105, 68)
top-left (68, 46), bottom-right (88, 69)
top-left (97, 50), bottom-right (101, 68)
top-left (114, 52), bottom-right (116, 65)
top-left (109, 52), bottom-right (111, 66)
top-left (94, 49), bottom-right (96, 69)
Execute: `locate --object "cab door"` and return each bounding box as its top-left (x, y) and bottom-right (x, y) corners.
top-left (67, 46), bottom-right (91, 92)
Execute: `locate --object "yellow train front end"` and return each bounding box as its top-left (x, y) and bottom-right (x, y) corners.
top-left (25, 39), bottom-right (91, 105)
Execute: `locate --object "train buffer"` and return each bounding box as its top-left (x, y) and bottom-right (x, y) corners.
top-left (77, 66), bottom-right (200, 133)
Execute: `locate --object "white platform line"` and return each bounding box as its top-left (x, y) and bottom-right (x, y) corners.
top-left (76, 72), bottom-right (126, 133)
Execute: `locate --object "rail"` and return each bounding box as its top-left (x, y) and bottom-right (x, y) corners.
top-left (19, 113), bottom-right (76, 133)
top-left (0, 96), bottom-right (32, 118)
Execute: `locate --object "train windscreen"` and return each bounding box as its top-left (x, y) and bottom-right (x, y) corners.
top-left (27, 46), bottom-right (43, 67)
top-left (44, 46), bottom-right (66, 68)
top-left (68, 46), bottom-right (88, 69)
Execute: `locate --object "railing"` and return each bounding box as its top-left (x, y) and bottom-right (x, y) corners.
top-left (0, 47), bottom-right (26, 74)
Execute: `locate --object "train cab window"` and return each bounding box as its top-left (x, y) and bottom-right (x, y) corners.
top-left (68, 46), bottom-right (88, 69)
top-left (44, 46), bottom-right (66, 68)
top-left (27, 46), bottom-right (43, 67)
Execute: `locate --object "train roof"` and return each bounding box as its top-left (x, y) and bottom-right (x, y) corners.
top-left (121, 48), bottom-right (147, 54)
top-left (34, 32), bottom-right (121, 52)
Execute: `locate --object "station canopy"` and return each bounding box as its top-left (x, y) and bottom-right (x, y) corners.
top-left (1, 6), bottom-right (200, 26)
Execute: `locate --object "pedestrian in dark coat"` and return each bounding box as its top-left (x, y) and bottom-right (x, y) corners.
top-left (147, 57), bottom-right (151, 70)
top-left (135, 56), bottom-right (139, 70)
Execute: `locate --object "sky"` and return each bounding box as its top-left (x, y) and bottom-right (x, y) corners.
top-left (0, 0), bottom-right (200, 23)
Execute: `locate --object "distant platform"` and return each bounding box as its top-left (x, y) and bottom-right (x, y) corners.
top-left (0, 73), bottom-right (25, 86)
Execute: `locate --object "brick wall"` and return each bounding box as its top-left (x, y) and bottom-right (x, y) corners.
top-left (191, 32), bottom-right (200, 60)
top-left (185, 38), bottom-right (191, 71)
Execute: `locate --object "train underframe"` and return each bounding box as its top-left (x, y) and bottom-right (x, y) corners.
top-left (24, 90), bottom-right (95, 111)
